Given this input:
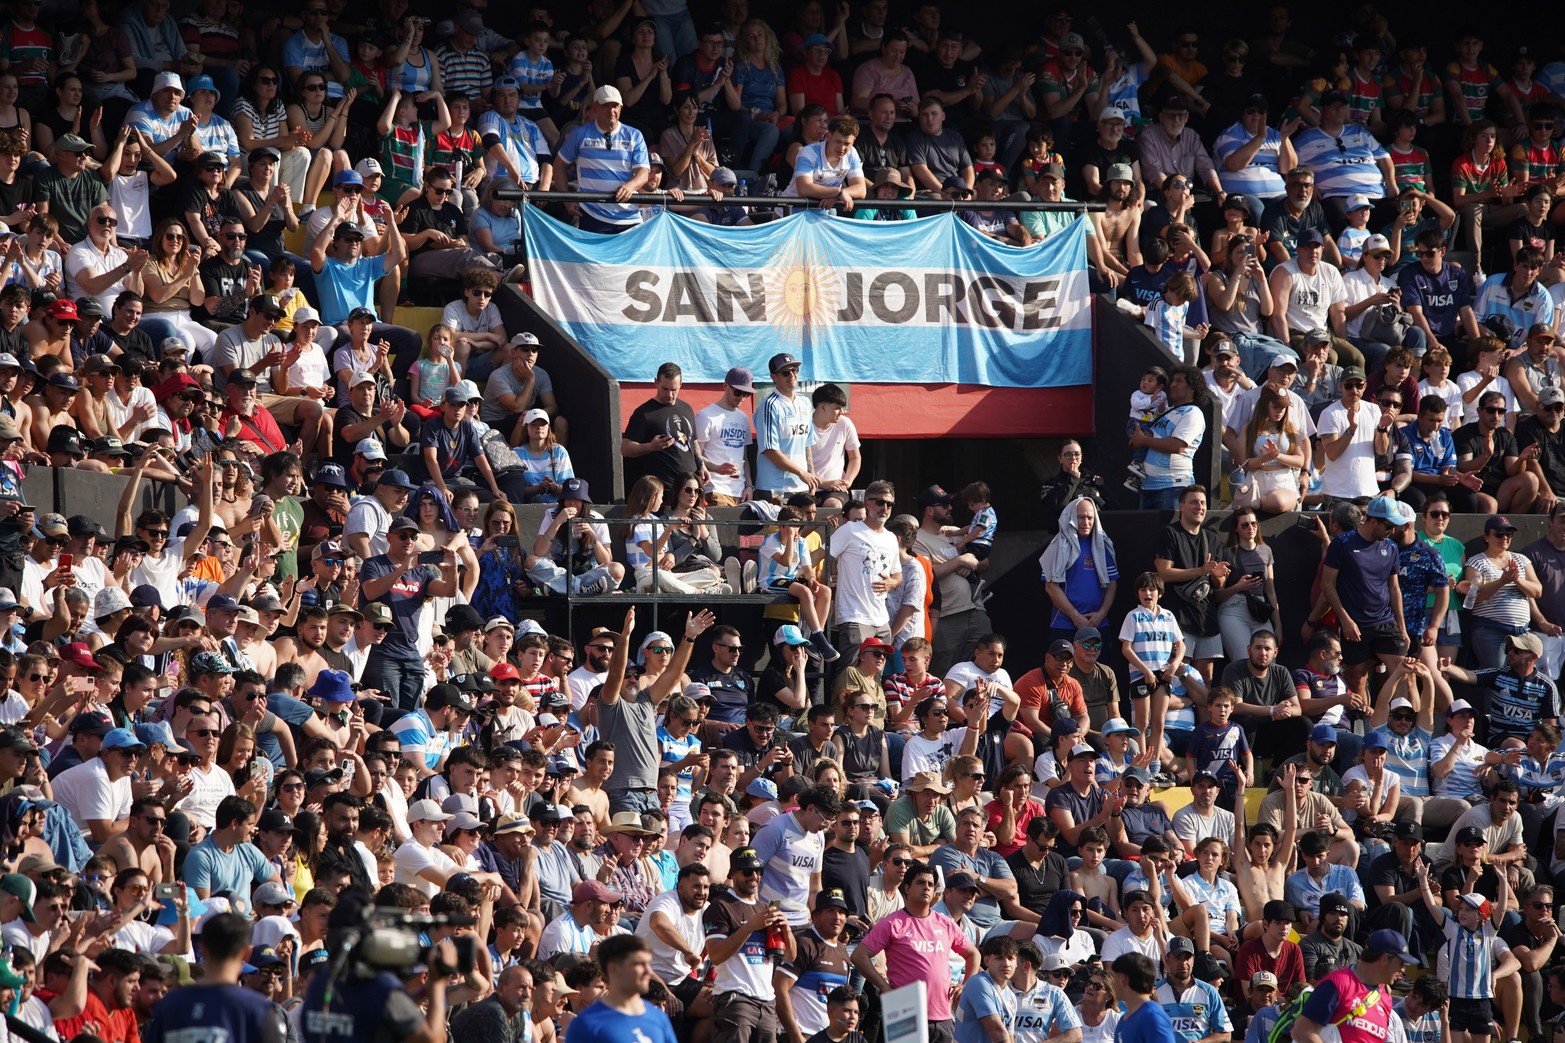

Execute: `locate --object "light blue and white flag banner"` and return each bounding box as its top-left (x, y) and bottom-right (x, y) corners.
top-left (522, 205), bottom-right (1091, 388)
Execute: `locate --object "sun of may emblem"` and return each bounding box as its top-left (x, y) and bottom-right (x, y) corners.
top-left (763, 238), bottom-right (841, 344)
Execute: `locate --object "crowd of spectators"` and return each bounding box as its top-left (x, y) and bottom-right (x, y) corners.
top-left (0, 2), bottom-right (1562, 1043)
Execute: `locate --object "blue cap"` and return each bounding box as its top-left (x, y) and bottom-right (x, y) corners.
top-left (377, 468), bottom-right (418, 490)
top-left (559, 477), bottom-right (591, 503)
top-left (1365, 494), bottom-right (1400, 522)
top-left (312, 463), bottom-right (349, 488)
top-left (773, 624), bottom-right (811, 647)
top-left (1363, 732), bottom-right (1390, 752)
top-left (1365, 928), bottom-right (1419, 964)
top-left (206, 594), bottom-right (241, 613)
top-left (1309, 723), bottom-right (1339, 744)
top-left (135, 722), bottom-right (178, 749)
top-left (745, 778), bottom-right (777, 800)
top-left (334, 169), bottom-right (364, 187)
top-left (187, 74), bottom-right (219, 98)
top-left (101, 728), bottom-right (147, 753)
top-left (495, 75), bottom-right (521, 91)
top-left (802, 32), bottom-right (832, 48)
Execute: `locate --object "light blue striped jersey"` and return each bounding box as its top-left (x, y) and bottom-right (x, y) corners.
top-left (1145, 298), bottom-right (1189, 353)
top-left (1009, 982), bottom-right (1081, 1043)
top-left (556, 119), bottom-right (650, 225)
top-left (1429, 734), bottom-right (1488, 799)
top-left (1118, 607), bottom-right (1183, 682)
top-left (759, 531), bottom-right (809, 587)
top-left (1294, 124), bottom-right (1389, 199)
top-left (508, 52), bottom-right (554, 111)
top-left (1367, 723), bottom-right (1432, 798)
top-left (127, 100), bottom-right (191, 144)
top-left (755, 389), bottom-right (814, 492)
top-left (1440, 908), bottom-right (1498, 999)
top-left (655, 725), bottom-right (701, 803)
top-left (1214, 123), bottom-right (1288, 197)
top-left (1154, 979), bottom-right (1233, 1043)
top-left (477, 109), bottom-right (551, 186)
top-left (191, 114), bottom-right (240, 158)
top-left (1474, 272), bottom-right (1555, 346)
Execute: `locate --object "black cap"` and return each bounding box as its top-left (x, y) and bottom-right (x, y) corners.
top-left (916, 485), bottom-right (954, 510)
top-left (1319, 892), bottom-right (1352, 915)
top-left (1455, 825), bottom-right (1487, 846)
top-left (1393, 821), bottom-right (1423, 842)
top-left (257, 809), bottom-right (295, 833)
top-left (444, 604), bottom-right (484, 633)
top-left (1262, 899), bottom-right (1295, 922)
top-left (767, 352), bottom-right (801, 374)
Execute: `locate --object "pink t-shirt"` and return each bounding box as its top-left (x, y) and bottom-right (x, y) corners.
top-left (851, 61), bottom-right (919, 107)
top-left (858, 908), bottom-right (973, 1021)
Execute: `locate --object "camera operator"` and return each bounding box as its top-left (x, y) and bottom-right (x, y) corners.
top-left (300, 893), bottom-right (460, 1043)
top-left (144, 912), bottom-right (287, 1042)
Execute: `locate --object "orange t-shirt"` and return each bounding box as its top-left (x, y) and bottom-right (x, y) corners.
top-left (1013, 667), bottom-right (1088, 721)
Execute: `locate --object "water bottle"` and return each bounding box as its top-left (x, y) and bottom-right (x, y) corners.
top-left (738, 179), bottom-right (749, 197)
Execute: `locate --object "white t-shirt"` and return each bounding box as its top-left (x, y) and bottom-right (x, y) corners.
top-left (1315, 399), bottom-right (1382, 499)
top-left (1340, 764), bottom-right (1400, 826)
top-left (828, 521), bottom-right (900, 627)
top-left (111, 918), bottom-right (177, 955)
top-left (177, 762), bottom-right (236, 831)
top-left (1099, 926), bottom-right (1164, 964)
top-left (693, 402), bottom-right (753, 499)
top-left (1456, 371), bottom-right (1516, 426)
top-left (813, 416), bottom-right (861, 484)
top-left (110, 170), bottom-right (154, 240)
top-left (566, 665), bottom-right (607, 713)
top-left (1081, 1010), bottom-right (1122, 1043)
top-left (1419, 379), bottom-right (1463, 429)
top-left (634, 888), bottom-right (706, 980)
top-left (107, 385), bottom-right (160, 443)
top-left (1342, 267), bottom-right (1395, 338)
top-left (344, 496), bottom-right (392, 558)
top-left (1227, 385), bottom-right (1317, 440)
top-left (944, 661), bottom-right (1015, 719)
top-left (0, 921), bottom-right (49, 964)
top-left (130, 540), bottom-right (188, 614)
top-left (51, 757), bottom-right (132, 828)
top-left (65, 241), bottom-right (132, 317)
top-left (285, 345), bottom-right (333, 391)
top-left (393, 838), bottom-right (463, 896)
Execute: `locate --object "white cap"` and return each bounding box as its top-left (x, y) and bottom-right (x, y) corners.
top-left (293, 306), bottom-right (321, 326)
top-left (537, 713), bottom-right (560, 727)
top-left (355, 157), bottom-right (383, 176)
top-left (1347, 194), bottom-right (1373, 212)
top-left (523, 408), bottom-right (550, 426)
top-left (1363, 233), bottom-right (1393, 255)
top-left (355, 437), bottom-right (387, 460)
top-left (153, 71), bottom-right (184, 94)
top-left (1447, 698), bottom-right (1475, 716)
top-left (407, 798), bottom-right (453, 823)
top-left (348, 370), bottom-right (376, 387)
top-left (510, 332), bottom-right (540, 348)
top-left (593, 85), bottom-right (623, 105)
top-left (1388, 696), bottom-right (1415, 712)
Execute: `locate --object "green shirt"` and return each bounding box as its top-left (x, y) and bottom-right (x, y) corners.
top-left (884, 795), bottom-right (956, 847)
top-left (272, 495), bottom-right (304, 583)
top-left (1423, 530), bottom-right (1465, 614)
top-left (34, 169), bottom-right (107, 244)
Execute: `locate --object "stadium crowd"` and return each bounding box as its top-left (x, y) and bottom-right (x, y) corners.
top-left (0, 2), bottom-right (1559, 1043)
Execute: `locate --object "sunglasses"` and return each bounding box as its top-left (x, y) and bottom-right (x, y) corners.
top-left (95, 216), bottom-right (118, 226)
top-left (223, 232), bottom-right (248, 240)
top-left (303, 83), bottom-right (327, 91)
top-left (647, 645), bottom-right (674, 654)
top-left (1061, 48), bottom-right (1083, 57)
top-left (887, 857), bottom-right (911, 866)
top-left (853, 703), bottom-right (876, 710)
top-left (256, 76), bottom-right (278, 84)
top-left (188, 729), bottom-right (220, 738)
top-left (142, 529), bottom-right (169, 538)
top-left (868, 498), bottom-right (894, 507)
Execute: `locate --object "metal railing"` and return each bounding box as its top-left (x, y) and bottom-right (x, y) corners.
top-left (494, 187), bottom-right (1107, 213)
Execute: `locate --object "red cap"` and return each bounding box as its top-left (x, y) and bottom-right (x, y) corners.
top-left (152, 373), bottom-right (202, 399)
top-left (489, 663), bottom-right (521, 681)
top-left (858, 637), bottom-right (894, 656)
top-left (48, 300), bottom-right (79, 322)
top-left (60, 641), bottom-right (100, 670)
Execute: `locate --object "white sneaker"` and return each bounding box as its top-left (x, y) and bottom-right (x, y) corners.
top-left (1126, 462), bottom-right (1147, 479)
top-left (723, 557), bottom-right (742, 593)
top-left (742, 560), bottom-right (758, 593)
top-left (1124, 475), bottom-right (1143, 492)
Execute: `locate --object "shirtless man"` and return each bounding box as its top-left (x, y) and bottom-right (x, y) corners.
top-left (1234, 762), bottom-right (1299, 937)
top-left (22, 300), bottom-right (76, 362)
top-left (569, 740), bottom-right (614, 831)
top-left (235, 609), bottom-right (278, 681)
top-left (26, 371), bottom-right (80, 453)
top-left (1091, 165), bottom-right (1142, 285)
top-left (99, 795), bottom-right (178, 884)
top-left (275, 605), bottom-right (333, 689)
top-left (695, 792), bottom-right (733, 885)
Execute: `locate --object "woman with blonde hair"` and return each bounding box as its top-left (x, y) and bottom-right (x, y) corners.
top-left (945, 754), bottom-right (987, 817)
top-left (724, 20), bottom-right (787, 171)
top-left (1235, 384), bottom-right (1305, 513)
top-left (139, 216), bottom-right (218, 360)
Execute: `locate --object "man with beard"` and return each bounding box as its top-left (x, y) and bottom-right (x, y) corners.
top-left (637, 863), bottom-right (712, 1015)
top-left (1299, 892), bottom-right (1361, 980)
top-left (621, 361), bottom-right (706, 491)
top-left (1092, 165), bottom-right (1142, 284)
top-left (298, 466), bottom-right (350, 565)
top-left (531, 803), bottom-right (584, 922)
top-left (280, 606), bottom-right (332, 689)
top-left (915, 485), bottom-right (988, 673)
top-left (706, 847), bottom-right (794, 1043)
top-left (567, 628), bottom-right (617, 712)
top-left (778, 890), bottom-right (853, 1043)
top-left (316, 792), bottom-right (374, 894)
top-left (820, 804), bottom-right (870, 921)
top-left (569, 805), bottom-right (605, 879)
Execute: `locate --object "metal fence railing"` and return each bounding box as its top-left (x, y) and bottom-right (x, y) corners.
top-left (494, 187), bottom-right (1107, 213)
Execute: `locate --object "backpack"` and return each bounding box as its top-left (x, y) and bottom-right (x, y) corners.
top-left (1266, 983), bottom-right (1384, 1043)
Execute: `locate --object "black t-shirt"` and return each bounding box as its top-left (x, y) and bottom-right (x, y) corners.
top-left (1155, 523), bottom-right (1222, 634)
top-left (1073, 139), bottom-right (1136, 199)
top-left (200, 256), bottom-right (253, 325)
top-left (1365, 851), bottom-right (1427, 910)
top-left (182, 186), bottom-right (246, 243)
top-left (918, 57), bottom-right (973, 101)
top-left (238, 185), bottom-right (286, 259)
top-left (105, 324), bottom-right (156, 367)
top-left (820, 845), bottom-right (870, 917)
top-left (1005, 846), bottom-right (1070, 917)
top-left (0, 174), bottom-right (34, 223)
top-left (1453, 422), bottom-right (1520, 492)
top-left (622, 396), bottom-right (699, 489)
top-left (399, 198), bottom-right (468, 255)
top-left (757, 666), bottom-right (797, 716)
top-left (1506, 217), bottom-right (1557, 256)
top-left (855, 128), bottom-right (909, 175)
top-left (1518, 415), bottom-right (1565, 494)
top-left (832, 724), bottom-right (884, 782)
top-left (1438, 862), bottom-right (1501, 903)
